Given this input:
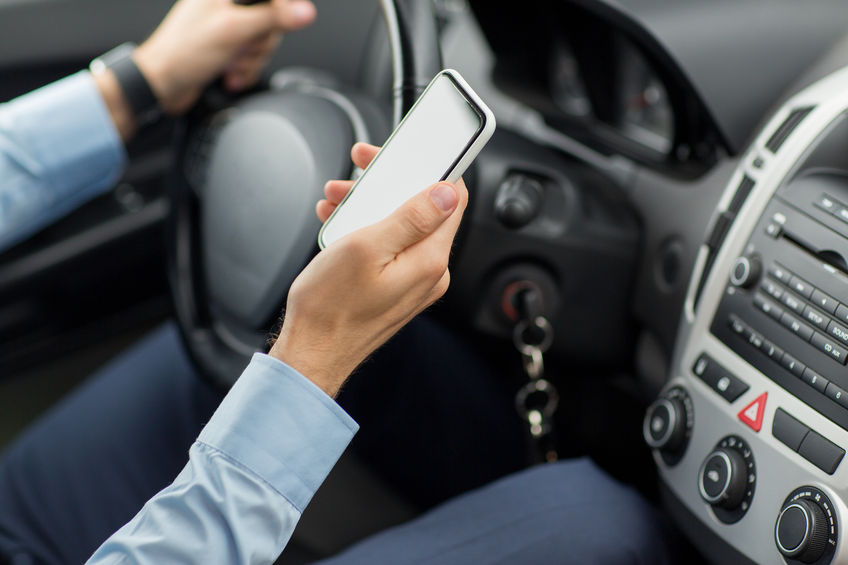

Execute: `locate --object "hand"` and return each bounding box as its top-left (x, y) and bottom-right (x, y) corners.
top-left (269, 143), bottom-right (469, 397)
top-left (134, 0), bottom-right (316, 116)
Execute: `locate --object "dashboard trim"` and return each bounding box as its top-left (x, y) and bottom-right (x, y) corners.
top-left (661, 65), bottom-right (848, 564)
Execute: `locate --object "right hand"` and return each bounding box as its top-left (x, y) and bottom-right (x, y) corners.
top-left (269, 143), bottom-right (468, 397)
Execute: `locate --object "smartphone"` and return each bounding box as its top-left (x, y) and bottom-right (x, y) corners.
top-left (317, 69), bottom-right (496, 249)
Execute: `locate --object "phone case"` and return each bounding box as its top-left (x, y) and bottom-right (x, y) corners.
top-left (317, 69), bottom-right (496, 249)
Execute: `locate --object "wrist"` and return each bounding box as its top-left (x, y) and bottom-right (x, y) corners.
top-left (269, 334), bottom-right (351, 398)
top-left (132, 43), bottom-right (179, 115)
top-left (90, 43), bottom-right (163, 136)
top-left (91, 67), bottom-right (136, 142)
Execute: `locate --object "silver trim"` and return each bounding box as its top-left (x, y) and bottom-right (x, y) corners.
top-left (729, 256), bottom-right (751, 287)
top-left (698, 450), bottom-right (734, 505)
top-left (775, 502), bottom-right (812, 556)
top-left (644, 398), bottom-right (678, 449)
top-left (379, 0), bottom-right (404, 126)
top-left (658, 63), bottom-right (848, 564)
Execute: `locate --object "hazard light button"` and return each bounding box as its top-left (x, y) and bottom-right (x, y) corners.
top-left (738, 392), bottom-right (768, 432)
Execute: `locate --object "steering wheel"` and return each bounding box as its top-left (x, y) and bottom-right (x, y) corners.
top-left (167, 0), bottom-right (443, 389)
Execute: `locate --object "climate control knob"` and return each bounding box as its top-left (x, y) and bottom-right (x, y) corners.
top-left (730, 254), bottom-right (762, 288)
top-left (643, 397), bottom-right (687, 451)
top-left (643, 387), bottom-right (693, 465)
top-left (699, 447), bottom-right (747, 509)
top-left (776, 499), bottom-right (829, 563)
top-left (776, 487), bottom-right (838, 565)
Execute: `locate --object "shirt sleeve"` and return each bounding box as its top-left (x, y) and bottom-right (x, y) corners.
top-left (85, 353), bottom-right (359, 565)
top-left (0, 70), bottom-right (127, 252)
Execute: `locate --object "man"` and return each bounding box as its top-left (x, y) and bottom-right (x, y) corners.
top-left (0, 0), bottom-right (677, 563)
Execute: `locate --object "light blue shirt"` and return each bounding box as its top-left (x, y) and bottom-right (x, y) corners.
top-left (0, 71), bottom-right (126, 252)
top-left (1, 71), bottom-right (360, 563)
top-left (86, 353), bottom-right (358, 564)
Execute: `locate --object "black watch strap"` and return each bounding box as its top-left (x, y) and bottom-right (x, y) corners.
top-left (90, 43), bottom-right (163, 128)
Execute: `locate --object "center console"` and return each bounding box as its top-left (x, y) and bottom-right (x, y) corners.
top-left (647, 66), bottom-right (848, 564)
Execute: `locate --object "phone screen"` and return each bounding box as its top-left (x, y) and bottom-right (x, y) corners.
top-left (319, 73), bottom-right (485, 247)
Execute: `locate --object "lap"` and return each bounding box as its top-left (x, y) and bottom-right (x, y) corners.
top-left (315, 458), bottom-right (677, 565)
top-left (0, 322), bottom-right (221, 565)
top-left (0, 316), bottom-right (531, 564)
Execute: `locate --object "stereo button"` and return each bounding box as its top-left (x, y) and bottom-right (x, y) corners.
top-left (811, 332), bottom-right (848, 365)
top-left (761, 339), bottom-right (784, 361)
top-left (827, 320), bottom-right (848, 345)
top-left (825, 383), bottom-right (848, 411)
top-left (802, 306), bottom-right (830, 331)
top-left (835, 304), bottom-right (848, 325)
top-left (780, 353), bottom-right (806, 378)
top-left (729, 316), bottom-right (749, 338)
top-left (754, 293), bottom-right (784, 321)
top-left (811, 289), bottom-right (838, 314)
top-left (802, 368), bottom-right (829, 394)
top-left (769, 264), bottom-right (793, 285)
top-left (789, 276), bottom-right (814, 299)
top-left (780, 293), bottom-right (805, 315)
top-left (761, 279), bottom-right (784, 301)
top-left (780, 312), bottom-right (814, 342)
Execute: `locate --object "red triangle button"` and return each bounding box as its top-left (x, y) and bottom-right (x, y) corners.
top-left (738, 392), bottom-right (767, 432)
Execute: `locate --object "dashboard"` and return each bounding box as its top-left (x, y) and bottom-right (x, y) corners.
top-left (472, 1), bottom-right (721, 177)
top-left (647, 48), bottom-right (848, 565)
top-left (462, 0), bottom-right (848, 563)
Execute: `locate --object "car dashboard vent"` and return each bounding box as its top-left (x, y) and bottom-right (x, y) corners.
top-left (693, 175), bottom-right (756, 309)
top-left (766, 106), bottom-right (815, 153)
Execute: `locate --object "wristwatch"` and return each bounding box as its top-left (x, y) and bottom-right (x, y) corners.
top-left (90, 42), bottom-right (163, 128)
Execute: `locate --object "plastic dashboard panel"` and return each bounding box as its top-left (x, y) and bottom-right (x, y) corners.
top-left (658, 66), bottom-right (848, 564)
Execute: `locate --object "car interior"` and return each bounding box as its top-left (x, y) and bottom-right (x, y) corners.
top-left (6, 0), bottom-right (848, 563)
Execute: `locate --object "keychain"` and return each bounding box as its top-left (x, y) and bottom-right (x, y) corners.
top-left (512, 290), bottom-right (560, 463)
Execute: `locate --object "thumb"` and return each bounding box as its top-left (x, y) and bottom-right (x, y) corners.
top-left (372, 183), bottom-right (459, 255)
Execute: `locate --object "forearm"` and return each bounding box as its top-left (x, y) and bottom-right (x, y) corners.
top-left (0, 71), bottom-right (126, 252)
top-left (86, 354), bottom-right (358, 564)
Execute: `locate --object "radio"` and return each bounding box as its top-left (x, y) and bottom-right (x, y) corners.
top-left (711, 114), bottom-right (848, 466)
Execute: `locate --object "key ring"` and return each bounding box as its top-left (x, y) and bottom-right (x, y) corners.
top-left (513, 316), bottom-right (554, 356)
top-left (522, 347), bottom-right (544, 380)
top-left (515, 379), bottom-right (560, 424)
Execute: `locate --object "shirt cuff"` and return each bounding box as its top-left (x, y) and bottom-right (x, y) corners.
top-left (198, 353), bottom-right (359, 512)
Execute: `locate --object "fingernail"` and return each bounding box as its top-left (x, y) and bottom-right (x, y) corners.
top-left (430, 183), bottom-right (458, 212)
top-left (289, 1), bottom-right (316, 24)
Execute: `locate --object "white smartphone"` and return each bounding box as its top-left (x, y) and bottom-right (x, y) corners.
top-left (317, 69), bottom-right (496, 249)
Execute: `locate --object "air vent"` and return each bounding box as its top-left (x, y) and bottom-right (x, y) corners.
top-left (728, 175), bottom-right (755, 214)
top-left (693, 175), bottom-right (756, 309)
top-left (766, 107), bottom-right (815, 153)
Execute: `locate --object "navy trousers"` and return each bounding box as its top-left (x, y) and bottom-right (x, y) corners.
top-left (0, 321), bottom-right (675, 564)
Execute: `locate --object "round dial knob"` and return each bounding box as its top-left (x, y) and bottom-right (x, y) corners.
top-left (698, 448), bottom-right (747, 509)
top-left (494, 174), bottom-right (544, 229)
top-left (730, 254), bottom-right (762, 288)
top-left (776, 499), bottom-right (829, 563)
top-left (643, 397), bottom-right (687, 451)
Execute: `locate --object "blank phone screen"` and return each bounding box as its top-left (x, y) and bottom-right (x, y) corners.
top-left (320, 74), bottom-right (483, 247)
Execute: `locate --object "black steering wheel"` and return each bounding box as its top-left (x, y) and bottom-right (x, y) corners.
top-left (167, 0), bottom-right (443, 389)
